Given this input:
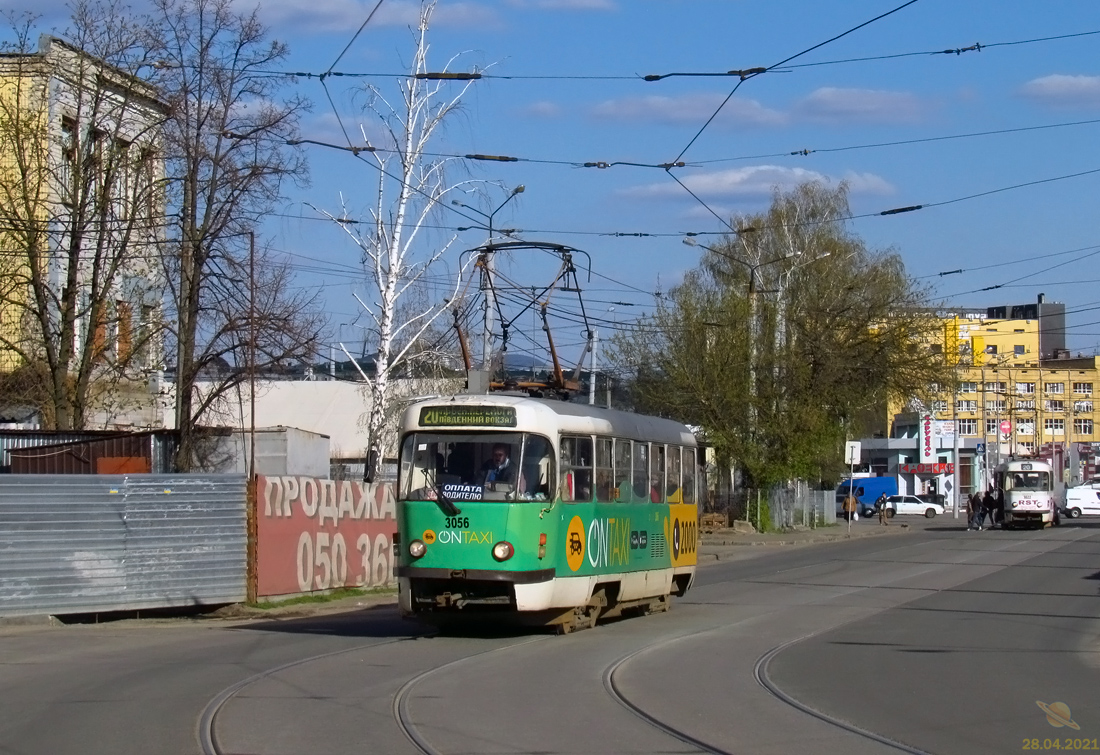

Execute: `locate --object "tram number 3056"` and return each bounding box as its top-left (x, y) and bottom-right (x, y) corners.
top-left (445, 516), bottom-right (469, 529)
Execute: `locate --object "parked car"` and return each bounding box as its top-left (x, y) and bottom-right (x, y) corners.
top-left (885, 495), bottom-right (945, 518)
top-left (1063, 485), bottom-right (1100, 518)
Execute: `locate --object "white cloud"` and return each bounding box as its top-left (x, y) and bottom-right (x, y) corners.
top-left (258, 0), bottom-right (498, 35)
top-left (1019, 74), bottom-right (1100, 108)
top-left (590, 93), bottom-right (785, 128)
top-left (620, 165), bottom-right (894, 200)
top-left (792, 87), bottom-right (927, 124)
top-left (520, 101), bottom-right (563, 118)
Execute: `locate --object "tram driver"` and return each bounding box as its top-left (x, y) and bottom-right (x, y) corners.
top-left (480, 443), bottom-right (517, 488)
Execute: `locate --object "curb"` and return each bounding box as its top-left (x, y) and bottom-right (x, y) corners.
top-left (699, 525), bottom-right (911, 562)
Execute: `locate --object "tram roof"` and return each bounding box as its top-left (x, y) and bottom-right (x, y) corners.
top-left (401, 393), bottom-right (697, 446)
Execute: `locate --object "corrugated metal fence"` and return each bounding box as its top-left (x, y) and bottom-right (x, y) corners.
top-left (768, 486), bottom-right (837, 529)
top-left (0, 474), bottom-right (246, 618)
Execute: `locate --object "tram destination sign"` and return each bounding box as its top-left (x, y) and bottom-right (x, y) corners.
top-left (419, 405), bottom-right (517, 428)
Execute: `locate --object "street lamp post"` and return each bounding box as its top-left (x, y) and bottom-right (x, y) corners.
top-left (683, 237), bottom-right (800, 428)
top-left (453, 186), bottom-right (525, 369)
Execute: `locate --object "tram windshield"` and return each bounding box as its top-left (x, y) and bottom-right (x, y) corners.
top-left (1001, 471), bottom-right (1050, 491)
top-left (399, 432), bottom-right (554, 502)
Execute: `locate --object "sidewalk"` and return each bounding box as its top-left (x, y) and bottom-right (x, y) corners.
top-left (699, 520), bottom-right (912, 564)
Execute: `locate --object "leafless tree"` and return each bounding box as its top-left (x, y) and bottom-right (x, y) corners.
top-left (318, 0), bottom-right (477, 480)
top-left (0, 3), bottom-right (166, 429)
top-left (149, 0), bottom-right (321, 470)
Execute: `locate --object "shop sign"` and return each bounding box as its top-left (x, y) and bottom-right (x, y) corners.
top-left (900, 463), bottom-right (955, 474)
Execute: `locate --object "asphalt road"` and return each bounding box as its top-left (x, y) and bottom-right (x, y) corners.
top-left (2, 518), bottom-right (1098, 755)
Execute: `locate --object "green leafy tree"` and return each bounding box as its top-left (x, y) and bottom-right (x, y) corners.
top-left (614, 181), bottom-right (947, 486)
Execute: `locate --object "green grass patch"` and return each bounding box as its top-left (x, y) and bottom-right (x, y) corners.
top-left (247, 586), bottom-right (396, 610)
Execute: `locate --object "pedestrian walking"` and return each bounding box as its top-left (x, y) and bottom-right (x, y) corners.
top-left (979, 488), bottom-right (996, 530)
top-left (967, 492), bottom-right (982, 531)
top-left (876, 492), bottom-right (889, 525)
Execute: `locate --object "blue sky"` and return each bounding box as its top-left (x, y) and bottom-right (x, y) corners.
top-left (18, 0), bottom-right (1100, 366)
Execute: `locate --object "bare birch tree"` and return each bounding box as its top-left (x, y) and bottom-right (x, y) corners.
top-left (0, 4), bottom-right (166, 429)
top-left (319, 0), bottom-right (476, 480)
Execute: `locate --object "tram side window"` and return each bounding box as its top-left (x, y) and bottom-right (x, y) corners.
top-left (651, 444), bottom-right (666, 503)
top-left (560, 435), bottom-right (594, 502)
top-left (595, 437), bottom-right (614, 503)
top-left (667, 446), bottom-right (682, 503)
top-left (632, 441), bottom-right (650, 502)
top-left (521, 435), bottom-right (555, 500)
top-left (682, 448), bottom-right (697, 505)
top-left (614, 438), bottom-right (633, 502)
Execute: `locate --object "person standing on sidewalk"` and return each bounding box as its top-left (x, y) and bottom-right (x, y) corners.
top-left (876, 493), bottom-right (890, 525)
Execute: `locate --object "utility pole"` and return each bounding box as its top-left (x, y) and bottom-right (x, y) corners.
top-left (588, 329), bottom-right (598, 405)
top-left (246, 230), bottom-right (257, 603)
top-left (682, 236), bottom-right (799, 434)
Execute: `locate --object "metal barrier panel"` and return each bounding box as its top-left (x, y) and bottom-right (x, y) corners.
top-left (0, 474), bottom-right (247, 618)
top-left (257, 476), bottom-right (397, 599)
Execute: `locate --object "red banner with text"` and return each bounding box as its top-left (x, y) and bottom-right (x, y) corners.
top-left (257, 475), bottom-right (397, 598)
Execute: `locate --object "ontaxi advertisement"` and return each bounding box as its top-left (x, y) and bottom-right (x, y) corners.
top-left (257, 475), bottom-right (396, 598)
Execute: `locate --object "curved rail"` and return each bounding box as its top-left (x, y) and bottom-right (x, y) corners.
top-left (392, 636), bottom-right (551, 755)
top-left (198, 637), bottom-right (409, 755)
top-left (603, 634), bottom-right (734, 755)
top-left (753, 636), bottom-right (933, 755)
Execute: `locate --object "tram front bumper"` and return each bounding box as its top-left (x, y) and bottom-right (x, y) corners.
top-left (397, 566), bottom-right (556, 613)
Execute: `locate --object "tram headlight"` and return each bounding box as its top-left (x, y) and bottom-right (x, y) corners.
top-left (408, 539), bottom-right (427, 559)
top-left (491, 541), bottom-right (514, 562)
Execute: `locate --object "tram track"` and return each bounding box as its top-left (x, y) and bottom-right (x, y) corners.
top-left (392, 635), bottom-right (551, 755)
top-left (197, 637), bottom-right (410, 755)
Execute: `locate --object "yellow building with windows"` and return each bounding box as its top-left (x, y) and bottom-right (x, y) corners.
top-left (0, 35), bottom-right (166, 417)
top-left (914, 296), bottom-right (1099, 488)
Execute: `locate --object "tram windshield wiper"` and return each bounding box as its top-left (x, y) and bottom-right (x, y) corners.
top-left (427, 472), bottom-right (461, 517)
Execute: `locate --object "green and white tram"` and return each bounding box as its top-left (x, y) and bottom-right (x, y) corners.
top-left (395, 394), bottom-right (700, 632)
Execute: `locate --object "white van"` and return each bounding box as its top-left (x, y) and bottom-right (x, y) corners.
top-left (1063, 485), bottom-right (1100, 518)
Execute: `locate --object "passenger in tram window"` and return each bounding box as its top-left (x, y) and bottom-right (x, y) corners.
top-left (595, 471), bottom-right (613, 503)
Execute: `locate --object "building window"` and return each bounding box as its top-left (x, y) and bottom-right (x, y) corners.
top-left (1075, 419), bottom-right (1094, 435)
top-left (931, 400), bottom-right (948, 413)
top-left (986, 419), bottom-right (999, 436)
top-left (1017, 419), bottom-right (1035, 435)
top-left (987, 400), bottom-right (1006, 413)
top-left (1017, 441), bottom-right (1036, 455)
top-left (957, 381), bottom-right (976, 393)
top-left (1074, 382), bottom-right (1093, 395)
top-left (929, 382), bottom-right (941, 393)
top-left (987, 345), bottom-right (999, 354)
top-left (1045, 382), bottom-right (1065, 395)
top-left (1014, 345), bottom-right (1025, 355)
top-left (1044, 418), bottom-right (1065, 435)
top-left (1045, 400), bottom-right (1064, 413)
top-left (984, 381), bottom-right (1006, 393)
top-left (1017, 399), bottom-right (1035, 410)
top-left (958, 419), bottom-right (978, 435)
top-left (956, 400), bottom-right (977, 412)
top-left (1074, 400), bottom-right (1093, 413)
top-left (1016, 382), bottom-right (1035, 394)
